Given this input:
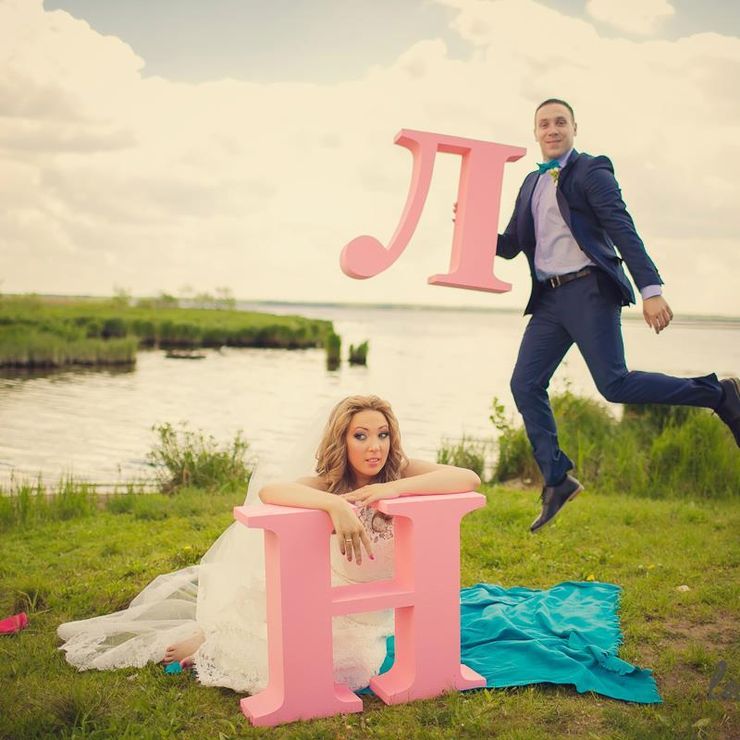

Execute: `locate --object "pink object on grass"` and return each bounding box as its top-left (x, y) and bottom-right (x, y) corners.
top-left (340, 129), bottom-right (526, 293)
top-left (233, 492), bottom-right (486, 727)
top-left (0, 612), bottom-right (28, 635)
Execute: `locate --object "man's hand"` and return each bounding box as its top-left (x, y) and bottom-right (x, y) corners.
top-left (642, 295), bottom-right (674, 334)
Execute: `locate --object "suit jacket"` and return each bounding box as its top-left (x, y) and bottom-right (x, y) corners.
top-left (497, 150), bottom-right (662, 315)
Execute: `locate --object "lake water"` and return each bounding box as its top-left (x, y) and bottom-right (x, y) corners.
top-left (1, 304), bottom-right (738, 489)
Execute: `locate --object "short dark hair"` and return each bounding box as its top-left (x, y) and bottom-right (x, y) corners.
top-left (535, 98), bottom-right (575, 121)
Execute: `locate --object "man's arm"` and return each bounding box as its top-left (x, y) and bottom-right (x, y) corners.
top-left (584, 156), bottom-right (673, 332)
top-left (496, 187), bottom-right (524, 260)
top-left (583, 156), bottom-right (662, 288)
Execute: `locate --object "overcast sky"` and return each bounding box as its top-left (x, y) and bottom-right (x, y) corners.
top-left (2, 0), bottom-right (739, 315)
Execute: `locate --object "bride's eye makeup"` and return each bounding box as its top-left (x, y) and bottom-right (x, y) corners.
top-left (353, 430), bottom-right (389, 441)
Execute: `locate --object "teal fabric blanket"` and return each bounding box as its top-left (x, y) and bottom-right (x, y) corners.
top-left (371, 581), bottom-right (661, 704)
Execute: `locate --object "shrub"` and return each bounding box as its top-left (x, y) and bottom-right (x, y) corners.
top-left (490, 393), bottom-right (739, 499)
top-left (551, 391), bottom-right (617, 481)
top-left (489, 397), bottom-right (540, 483)
top-left (621, 403), bottom-right (699, 443)
top-left (645, 411), bottom-right (740, 499)
top-left (147, 423), bottom-right (253, 493)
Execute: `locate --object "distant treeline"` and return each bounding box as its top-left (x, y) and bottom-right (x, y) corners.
top-left (0, 295), bottom-right (334, 368)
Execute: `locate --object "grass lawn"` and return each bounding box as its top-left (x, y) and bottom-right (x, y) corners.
top-left (1, 486), bottom-right (737, 739)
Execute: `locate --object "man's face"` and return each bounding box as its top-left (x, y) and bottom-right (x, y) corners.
top-left (534, 103), bottom-right (577, 161)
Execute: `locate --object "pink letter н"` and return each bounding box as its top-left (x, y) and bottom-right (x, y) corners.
top-left (233, 492), bottom-right (486, 726)
top-left (340, 129), bottom-right (526, 293)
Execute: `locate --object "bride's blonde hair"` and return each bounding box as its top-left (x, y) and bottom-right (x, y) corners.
top-left (315, 395), bottom-right (407, 493)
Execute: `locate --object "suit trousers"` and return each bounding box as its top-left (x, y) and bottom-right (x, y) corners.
top-left (509, 271), bottom-right (723, 486)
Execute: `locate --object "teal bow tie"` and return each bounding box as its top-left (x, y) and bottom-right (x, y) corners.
top-left (537, 160), bottom-right (560, 174)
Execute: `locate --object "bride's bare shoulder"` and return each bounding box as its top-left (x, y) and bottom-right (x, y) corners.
top-left (295, 475), bottom-right (330, 492)
top-left (399, 458), bottom-right (445, 477)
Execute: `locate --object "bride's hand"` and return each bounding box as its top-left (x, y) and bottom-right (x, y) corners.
top-left (328, 499), bottom-right (374, 564)
top-left (341, 481), bottom-right (399, 506)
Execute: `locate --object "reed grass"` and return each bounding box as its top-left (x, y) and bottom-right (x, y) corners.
top-left (0, 479), bottom-right (159, 531)
top-left (436, 435), bottom-right (488, 479)
top-left (0, 295), bottom-right (334, 368)
top-left (325, 330), bottom-right (341, 370)
top-left (147, 423), bottom-right (253, 494)
top-left (348, 340), bottom-right (369, 366)
top-left (0, 326), bottom-right (137, 368)
top-left (487, 392), bottom-right (740, 499)
top-left (0, 479), bottom-right (98, 530)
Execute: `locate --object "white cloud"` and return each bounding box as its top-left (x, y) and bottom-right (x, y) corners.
top-left (586, 0), bottom-right (675, 36)
top-left (1, 0), bottom-right (739, 315)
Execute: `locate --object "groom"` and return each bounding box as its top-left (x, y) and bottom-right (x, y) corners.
top-left (495, 98), bottom-right (739, 533)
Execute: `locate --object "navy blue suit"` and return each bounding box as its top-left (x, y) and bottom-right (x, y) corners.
top-left (498, 150), bottom-right (722, 485)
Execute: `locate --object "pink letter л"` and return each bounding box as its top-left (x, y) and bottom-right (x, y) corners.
top-left (340, 129), bottom-right (526, 293)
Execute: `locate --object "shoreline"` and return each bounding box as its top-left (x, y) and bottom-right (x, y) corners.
top-left (10, 293), bottom-right (739, 324)
top-left (0, 295), bottom-right (335, 369)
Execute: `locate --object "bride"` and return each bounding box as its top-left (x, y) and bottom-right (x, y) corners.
top-left (57, 395), bottom-right (480, 693)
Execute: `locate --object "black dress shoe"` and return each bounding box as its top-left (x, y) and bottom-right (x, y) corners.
top-left (530, 474), bottom-right (584, 533)
top-left (716, 378), bottom-right (740, 448)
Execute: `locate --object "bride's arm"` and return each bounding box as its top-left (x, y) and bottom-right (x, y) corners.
top-left (259, 477), bottom-right (374, 563)
top-left (396, 458), bottom-right (481, 494)
top-left (259, 476), bottom-right (334, 508)
top-left (341, 459), bottom-right (480, 505)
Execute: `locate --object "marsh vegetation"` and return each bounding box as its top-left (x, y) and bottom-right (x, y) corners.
top-left (0, 295), bottom-right (335, 369)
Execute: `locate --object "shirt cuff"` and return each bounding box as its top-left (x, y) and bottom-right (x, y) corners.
top-left (640, 284), bottom-right (662, 300)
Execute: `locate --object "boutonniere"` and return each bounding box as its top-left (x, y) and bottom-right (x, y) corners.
top-left (549, 168), bottom-right (560, 186)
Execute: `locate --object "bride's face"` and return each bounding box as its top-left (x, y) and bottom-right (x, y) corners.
top-left (345, 409), bottom-right (390, 483)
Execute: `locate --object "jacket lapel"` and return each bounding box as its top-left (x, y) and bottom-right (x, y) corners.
top-left (559, 149), bottom-right (579, 178)
top-left (519, 172), bottom-right (539, 247)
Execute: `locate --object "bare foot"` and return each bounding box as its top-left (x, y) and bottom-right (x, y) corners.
top-left (163, 629), bottom-right (205, 665)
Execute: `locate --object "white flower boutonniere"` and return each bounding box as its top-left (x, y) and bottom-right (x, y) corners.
top-left (549, 168), bottom-right (560, 186)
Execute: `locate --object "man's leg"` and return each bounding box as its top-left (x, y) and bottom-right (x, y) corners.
top-left (510, 296), bottom-right (574, 486)
top-left (567, 274), bottom-right (723, 409)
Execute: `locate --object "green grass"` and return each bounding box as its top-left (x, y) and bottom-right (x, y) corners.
top-left (489, 392), bottom-right (740, 499)
top-left (0, 326), bottom-right (138, 368)
top-left (437, 435), bottom-right (488, 480)
top-left (0, 479), bottom-right (99, 530)
top-left (0, 425), bottom-right (253, 529)
top-left (1, 485), bottom-right (737, 738)
top-left (0, 295), bottom-right (334, 368)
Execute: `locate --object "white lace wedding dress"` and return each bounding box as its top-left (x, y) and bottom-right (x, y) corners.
top-left (57, 501), bottom-right (395, 693)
